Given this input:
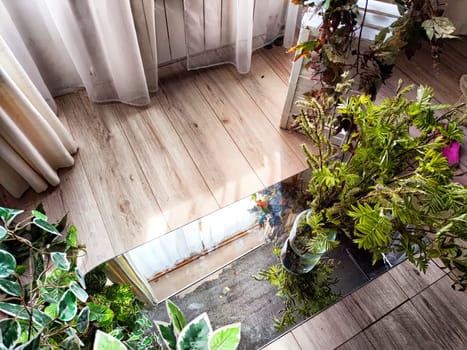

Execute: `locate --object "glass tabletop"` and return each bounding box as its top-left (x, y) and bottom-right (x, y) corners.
top-left (142, 169), bottom-right (391, 349)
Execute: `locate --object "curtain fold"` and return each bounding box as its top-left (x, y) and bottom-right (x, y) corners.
top-left (184, 0), bottom-right (299, 73)
top-left (0, 36), bottom-right (78, 198)
top-left (1, 0), bottom-right (157, 106)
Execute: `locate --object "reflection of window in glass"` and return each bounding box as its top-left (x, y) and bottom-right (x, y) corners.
top-left (126, 197), bottom-right (257, 279)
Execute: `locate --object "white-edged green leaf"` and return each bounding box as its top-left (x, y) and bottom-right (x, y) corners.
top-left (33, 218), bottom-right (60, 235)
top-left (58, 290), bottom-right (78, 321)
top-left (0, 207), bottom-right (23, 226)
top-left (75, 267), bottom-right (86, 289)
top-left (0, 302), bottom-right (52, 327)
top-left (15, 333), bottom-right (40, 350)
top-left (166, 299), bottom-right (186, 334)
top-left (44, 303), bottom-right (58, 319)
top-left (0, 319), bottom-right (21, 348)
top-left (155, 321), bottom-right (176, 350)
top-left (51, 252), bottom-right (70, 271)
top-left (61, 336), bottom-right (81, 350)
top-left (0, 249), bottom-right (16, 278)
top-left (0, 278), bottom-right (21, 297)
top-left (93, 330), bottom-right (127, 350)
top-left (70, 281), bottom-right (88, 302)
top-left (77, 307), bottom-right (90, 333)
top-left (208, 323), bottom-right (241, 350)
top-left (177, 313), bottom-right (212, 350)
top-left (32, 210), bottom-right (48, 221)
top-left (0, 226), bottom-right (8, 240)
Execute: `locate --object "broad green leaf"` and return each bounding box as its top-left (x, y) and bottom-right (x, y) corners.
top-left (93, 330), bottom-right (127, 350)
top-left (51, 252), bottom-right (70, 271)
top-left (0, 302), bottom-right (52, 327)
top-left (166, 299), bottom-right (186, 334)
top-left (155, 321), bottom-right (176, 350)
top-left (33, 218), bottom-right (60, 235)
top-left (0, 278), bottom-right (21, 297)
top-left (44, 303), bottom-right (58, 318)
top-left (0, 249), bottom-right (16, 278)
top-left (88, 303), bottom-right (114, 327)
top-left (33, 252), bottom-right (44, 282)
top-left (15, 265), bottom-right (27, 275)
top-left (75, 267), bottom-right (86, 289)
top-left (0, 319), bottom-right (21, 348)
top-left (208, 323), bottom-right (241, 350)
top-left (66, 225), bottom-right (78, 249)
top-left (0, 207), bottom-right (23, 226)
top-left (32, 210), bottom-right (48, 221)
top-left (15, 334), bottom-right (40, 350)
top-left (177, 313), bottom-right (212, 350)
top-left (0, 226), bottom-right (8, 240)
top-left (61, 336), bottom-right (80, 350)
top-left (55, 214), bottom-right (68, 233)
top-left (70, 281), bottom-right (88, 302)
top-left (77, 307), bottom-right (90, 333)
top-left (58, 290), bottom-right (78, 321)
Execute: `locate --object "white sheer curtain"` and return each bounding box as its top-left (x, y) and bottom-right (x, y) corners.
top-left (1, 0), bottom-right (157, 106)
top-left (0, 36), bottom-right (78, 198)
top-left (184, 0), bottom-right (299, 73)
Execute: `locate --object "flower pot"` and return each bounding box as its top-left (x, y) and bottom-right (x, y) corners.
top-left (280, 209), bottom-right (336, 274)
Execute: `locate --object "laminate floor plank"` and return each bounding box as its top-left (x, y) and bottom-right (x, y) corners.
top-left (336, 332), bottom-right (374, 350)
top-left (410, 275), bottom-right (467, 349)
top-left (262, 333), bottom-right (302, 350)
top-left (395, 45), bottom-right (463, 104)
top-left (158, 64), bottom-right (263, 207)
top-left (62, 91), bottom-right (169, 255)
top-left (341, 272), bottom-right (408, 328)
top-left (51, 156), bottom-right (115, 272)
top-left (291, 301), bottom-right (362, 350)
top-left (258, 45), bottom-right (294, 85)
top-left (235, 53), bottom-right (317, 161)
top-left (363, 301), bottom-right (443, 349)
top-left (388, 260), bottom-right (446, 298)
top-left (115, 101), bottom-right (219, 230)
top-left (194, 65), bottom-right (306, 187)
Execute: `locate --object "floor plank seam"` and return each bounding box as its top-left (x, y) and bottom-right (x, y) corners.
top-left (193, 69), bottom-right (267, 190)
top-left (115, 105), bottom-right (171, 231)
top-left (157, 86), bottom-right (222, 209)
top-left (64, 96), bottom-right (119, 257)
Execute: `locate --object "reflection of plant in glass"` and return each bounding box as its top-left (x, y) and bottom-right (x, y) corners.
top-left (250, 184), bottom-right (285, 227)
top-left (255, 247), bottom-right (338, 332)
top-left (84, 270), bottom-right (161, 350)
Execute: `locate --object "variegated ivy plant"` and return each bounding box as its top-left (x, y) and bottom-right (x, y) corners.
top-left (0, 206), bottom-right (89, 349)
top-left (0, 206), bottom-right (156, 350)
top-left (155, 300), bottom-right (241, 350)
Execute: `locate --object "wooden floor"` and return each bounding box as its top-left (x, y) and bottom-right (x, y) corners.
top-left (0, 32), bottom-right (466, 350)
top-left (0, 45), bottom-right (312, 272)
top-left (263, 260), bottom-right (467, 350)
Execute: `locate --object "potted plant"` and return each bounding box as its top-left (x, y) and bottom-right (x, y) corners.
top-left (281, 209), bottom-right (337, 273)
top-left (289, 0), bottom-right (457, 98)
top-left (289, 81), bottom-right (467, 290)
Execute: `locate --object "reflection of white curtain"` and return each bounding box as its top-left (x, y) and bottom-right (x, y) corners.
top-left (184, 0), bottom-right (299, 73)
top-left (1, 0), bottom-right (157, 106)
top-left (127, 197), bottom-right (257, 278)
top-left (0, 36), bottom-right (78, 198)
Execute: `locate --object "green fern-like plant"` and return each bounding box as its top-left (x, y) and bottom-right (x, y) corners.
top-left (298, 81), bottom-right (467, 289)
